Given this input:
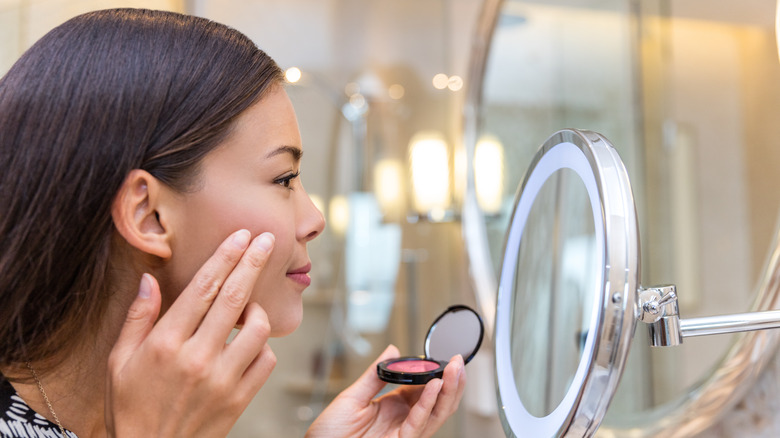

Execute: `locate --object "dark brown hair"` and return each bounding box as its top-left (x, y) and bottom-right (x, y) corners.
top-left (0, 8), bottom-right (283, 369)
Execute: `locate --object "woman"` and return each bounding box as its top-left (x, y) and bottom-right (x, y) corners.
top-left (0, 8), bottom-right (466, 437)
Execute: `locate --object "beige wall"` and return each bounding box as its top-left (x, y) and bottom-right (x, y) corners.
top-left (0, 0), bottom-right (184, 75)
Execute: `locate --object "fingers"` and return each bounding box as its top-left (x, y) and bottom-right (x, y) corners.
top-left (235, 342), bottom-right (277, 402)
top-left (106, 230), bottom-right (279, 438)
top-left (157, 229), bottom-right (254, 339)
top-left (225, 302), bottom-right (272, 376)
top-left (431, 355), bottom-right (466, 419)
top-left (341, 344), bottom-right (400, 402)
top-left (195, 232), bottom-right (274, 348)
top-left (109, 274), bottom-right (162, 369)
top-left (399, 379), bottom-right (443, 438)
top-left (401, 354), bottom-right (465, 438)
top-left (228, 303), bottom-right (276, 408)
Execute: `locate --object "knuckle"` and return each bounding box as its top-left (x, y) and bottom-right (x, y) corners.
top-left (217, 242), bottom-right (243, 266)
top-left (253, 312), bottom-right (272, 338)
top-left (243, 309), bottom-right (271, 340)
top-left (209, 374), bottom-right (231, 397)
top-left (224, 391), bottom-right (247, 413)
top-left (124, 302), bottom-right (148, 322)
top-left (186, 351), bottom-right (211, 381)
top-left (243, 247), bottom-right (268, 270)
top-left (192, 274), bottom-right (221, 302)
top-left (219, 282), bottom-right (247, 310)
top-left (265, 348), bottom-right (277, 369)
top-left (149, 335), bottom-right (179, 359)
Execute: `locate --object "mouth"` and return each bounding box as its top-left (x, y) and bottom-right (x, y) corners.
top-left (287, 262), bottom-right (312, 287)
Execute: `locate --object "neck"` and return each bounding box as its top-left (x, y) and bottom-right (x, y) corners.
top-left (4, 284), bottom-right (137, 438)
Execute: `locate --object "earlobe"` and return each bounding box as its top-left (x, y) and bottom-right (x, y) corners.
top-left (112, 169), bottom-right (173, 259)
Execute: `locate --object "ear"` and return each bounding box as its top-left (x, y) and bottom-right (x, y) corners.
top-left (112, 169), bottom-right (173, 259)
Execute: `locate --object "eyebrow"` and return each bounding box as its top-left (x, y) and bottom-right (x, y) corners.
top-left (265, 145), bottom-right (303, 162)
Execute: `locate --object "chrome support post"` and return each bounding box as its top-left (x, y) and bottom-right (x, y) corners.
top-left (639, 285), bottom-right (683, 346)
top-left (640, 284), bottom-right (780, 346)
top-left (680, 311), bottom-right (780, 337)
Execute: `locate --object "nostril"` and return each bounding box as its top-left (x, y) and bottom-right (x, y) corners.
top-left (305, 217), bottom-right (324, 241)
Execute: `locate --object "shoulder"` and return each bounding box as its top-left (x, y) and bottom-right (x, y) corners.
top-left (0, 374), bottom-right (76, 438)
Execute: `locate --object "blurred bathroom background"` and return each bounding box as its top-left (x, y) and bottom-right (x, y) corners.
top-left (2, 0), bottom-right (780, 437)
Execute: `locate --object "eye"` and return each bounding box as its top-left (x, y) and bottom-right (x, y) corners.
top-left (274, 171), bottom-right (300, 189)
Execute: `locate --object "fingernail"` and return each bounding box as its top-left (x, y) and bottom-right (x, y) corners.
top-left (254, 232), bottom-right (275, 252)
top-left (231, 229), bottom-right (251, 248)
top-left (138, 273), bottom-right (152, 299)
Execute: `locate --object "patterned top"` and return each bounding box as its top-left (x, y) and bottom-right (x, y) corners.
top-left (0, 375), bottom-right (75, 438)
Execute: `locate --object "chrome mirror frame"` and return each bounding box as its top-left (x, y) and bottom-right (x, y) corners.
top-left (495, 129), bottom-right (638, 436)
top-left (461, 0), bottom-right (780, 436)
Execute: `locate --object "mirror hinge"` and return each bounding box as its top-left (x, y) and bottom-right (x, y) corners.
top-left (639, 284), bottom-right (780, 347)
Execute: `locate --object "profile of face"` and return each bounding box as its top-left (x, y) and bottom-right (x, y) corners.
top-left (160, 86), bottom-right (325, 337)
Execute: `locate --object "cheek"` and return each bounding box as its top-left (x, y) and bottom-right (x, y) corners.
top-left (166, 186), bottom-right (303, 335)
top-left (165, 194), bottom-right (285, 299)
top-left (194, 194), bottom-right (289, 249)
top-left (248, 235), bottom-right (300, 337)
top-left (252, 288), bottom-right (303, 337)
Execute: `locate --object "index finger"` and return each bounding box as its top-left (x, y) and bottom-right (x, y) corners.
top-left (154, 229), bottom-right (252, 340)
top-left (195, 232), bottom-right (274, 346)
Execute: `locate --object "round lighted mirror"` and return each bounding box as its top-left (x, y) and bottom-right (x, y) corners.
top-left (496, 129), bottom-right (638, 436)
top-left (465, 1), bottom-right (780, 436)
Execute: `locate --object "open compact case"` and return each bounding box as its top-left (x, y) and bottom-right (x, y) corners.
top-left (377, 305), bottom-right (484, 385)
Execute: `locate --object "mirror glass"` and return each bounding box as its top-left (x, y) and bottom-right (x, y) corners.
top-left (426, 306), bottom-right (484, 362)
top-left (511, 168), bottom-right (596, 417)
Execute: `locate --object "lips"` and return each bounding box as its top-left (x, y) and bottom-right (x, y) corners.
top-left (287, 262), bottom-right (312, 287)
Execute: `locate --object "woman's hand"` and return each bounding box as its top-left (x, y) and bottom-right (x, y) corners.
top-left (306, 345), bottom-right (467, 438)
top-left (106, 229), bottom-right (277, 437)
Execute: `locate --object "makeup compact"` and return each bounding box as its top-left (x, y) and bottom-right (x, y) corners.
top-left (377, 305), bottom-right (484, 385)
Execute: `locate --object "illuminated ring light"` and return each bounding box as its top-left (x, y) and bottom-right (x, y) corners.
top-left (495, 129), bottom-right (638, 437)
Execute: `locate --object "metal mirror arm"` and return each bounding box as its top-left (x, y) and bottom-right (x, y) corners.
top-left (639, 285), bottom-right (780, 347)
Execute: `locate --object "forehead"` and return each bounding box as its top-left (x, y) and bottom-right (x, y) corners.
top-left (216, 87), bottom-right (302, 158)
top-left (240, 86), bottom-right (300, 138)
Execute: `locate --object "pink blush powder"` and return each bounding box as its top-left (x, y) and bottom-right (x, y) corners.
top-left (386, 360), bottom-right (441, 373)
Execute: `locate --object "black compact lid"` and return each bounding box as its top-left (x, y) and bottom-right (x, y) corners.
top-left (424, 305), bottom-right (484, 364)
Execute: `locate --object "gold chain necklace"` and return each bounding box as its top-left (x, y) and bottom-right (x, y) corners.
top-left (25, 362), bottom-right (68, 437)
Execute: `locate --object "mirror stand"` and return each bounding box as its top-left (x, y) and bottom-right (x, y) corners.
top-left (639, 285), bottom-right (780, 347)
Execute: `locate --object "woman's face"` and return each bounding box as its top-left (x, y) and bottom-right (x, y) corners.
top-left (163, 86), bottom-right (325, 337)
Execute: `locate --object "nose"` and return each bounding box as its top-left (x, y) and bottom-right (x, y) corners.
top-left (299, 192), bottom-right (325, 242)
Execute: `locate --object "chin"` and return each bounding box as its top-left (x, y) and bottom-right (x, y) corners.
top-left (270, 323), bottom-right (301, 338)
top-left (269, 310), bottom-right (303, 338)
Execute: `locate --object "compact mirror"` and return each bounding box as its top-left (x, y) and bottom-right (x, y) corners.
top-left (378, 305), bottom-right (484, 385)
top-left (496, 129), bottom-right (638, 436)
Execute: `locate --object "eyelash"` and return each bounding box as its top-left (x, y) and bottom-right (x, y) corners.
top-left (275, 171), bottom-right (300, 189)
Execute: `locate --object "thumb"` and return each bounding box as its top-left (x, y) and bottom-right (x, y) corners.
top-left (109, 274), bottom-right (161, 369)
top-left (341, 344), bottom-right (400, 402)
